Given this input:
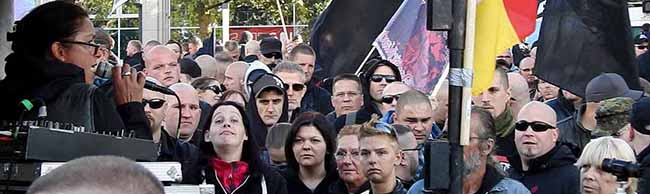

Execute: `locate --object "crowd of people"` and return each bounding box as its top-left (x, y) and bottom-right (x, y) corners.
top-left (5, 1), bottom-right (650, 194)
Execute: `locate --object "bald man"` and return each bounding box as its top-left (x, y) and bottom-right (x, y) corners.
top-left (164, 83), bottom-right (202, 142)
top-left (432, 80), bottom-right (449, 129)
top-left (223, 61), bottom-right (249, 92)
top-left (508, 101), bottom-right (579, 194)
top-left (508, 73), bottom-right (530, 118)
top-left (518, 57), bottom-right (536, 86)
top-left (195, 55), bottom-right (218, 78)
top-left (144, 45), bottom-right (181, 86)
top-left (392, 90), bottom-right (434, 145)
top-left (380, 81), bottom-right (412, 115)
top-left (27, 156), bottom-right (164, 194)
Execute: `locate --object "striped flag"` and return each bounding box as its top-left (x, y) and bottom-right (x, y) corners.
top-left (472, 0), bottom-right (537, 95)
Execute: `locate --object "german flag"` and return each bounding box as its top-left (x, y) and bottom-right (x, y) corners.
top-left (472, 0), bottom-right (537, 95)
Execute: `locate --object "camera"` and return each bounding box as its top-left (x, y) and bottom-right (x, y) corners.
top-left (602, 158), bottom-right (641, 181)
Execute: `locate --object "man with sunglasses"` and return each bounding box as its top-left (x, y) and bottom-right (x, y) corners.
top-left (289, 44), bottom-right (335, 116)
top-left (393, 124), bottom-right (419, 190)
top-left (380, 82), bottom-right (411, 115)
top-left (408, 107), bottom-right (530, 194)
top-left (143, 80), bottom-right (201, 184)
top-left (508, 101), bottom-right (580, 194)
top-left (273, 62), bottom-right (307, 121)
top-left (258, 37), bottom-right (283, 69)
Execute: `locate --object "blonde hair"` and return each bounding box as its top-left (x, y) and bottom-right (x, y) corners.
top-left (576, 136), bottom-right (637, 194)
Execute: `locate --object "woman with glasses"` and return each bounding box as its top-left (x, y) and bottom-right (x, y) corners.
top-left (192, 77), bottom-right (225, 106)
top-left (576, 137), bottom-right (637, 194)
top-left (283, 112), bottom-right (340, 194)
top-left (0, 1), bottom-right (150, 139)
top-left (201, 101), bottom-right (287, 194)
top-left (330, 125), bottom-right (370, 194)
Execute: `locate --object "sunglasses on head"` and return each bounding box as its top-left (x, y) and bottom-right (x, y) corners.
top-left (143, 98), bottom-right (166, 109)
top-left (283, 83), bottom-right (305, 92)
top-left (370, 74), bottom-right (397, 83)
top-left (374, 121), bottom-right (399, 139)
top-left (514, 120), bottom-right (555, 132)
top-left (382, 95), bottom-right (400, 104)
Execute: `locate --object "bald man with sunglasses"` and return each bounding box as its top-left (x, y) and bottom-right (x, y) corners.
top-left (507, 101), bottom-right (580, 194)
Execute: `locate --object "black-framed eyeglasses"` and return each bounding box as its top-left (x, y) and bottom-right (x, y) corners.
top-left (370, 74), bottom-right (397, 83)
top-left (382, 95), bottom-right (400, 104)
top-left (402, 143), bottom-right (423, 152)
top-left (514, 120), bottom-right (556, 132)
top-left (58, 40), bottom-right (104, 55)
top-left (143, 98), bottom-right (166, 109)
top-left (283, 83), bottom-right (305, 92)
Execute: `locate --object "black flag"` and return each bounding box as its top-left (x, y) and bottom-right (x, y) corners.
top-left (535, 0), bottom-right (640, 98)
top-left (309, 0), bottom-right (403, 80)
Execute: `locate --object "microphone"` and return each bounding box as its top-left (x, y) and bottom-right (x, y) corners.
top-left (95, 61), bottom-right (176, 95)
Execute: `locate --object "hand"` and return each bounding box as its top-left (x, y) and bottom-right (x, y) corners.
top-left (112, 63), bottom-right (145, 105)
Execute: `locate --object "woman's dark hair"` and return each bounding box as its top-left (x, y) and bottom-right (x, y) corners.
top-left (201, 101), bottom-right (264, 174)
top-left (219, 90), bottom-right (247, 108)
top-left (8, 1), bottom-right (89, 59)
top-left (284, 112), bottom-right (337, 174)
top-left (359, 58), bottom-right (402, 112)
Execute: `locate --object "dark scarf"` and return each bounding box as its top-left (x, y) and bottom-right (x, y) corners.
top-left (475, 165), bottom-right (505, 194)
top-left (494, 107), bottom-right (515, 138)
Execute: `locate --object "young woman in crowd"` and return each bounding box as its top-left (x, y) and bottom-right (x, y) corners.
top-left (576, 136), bottom-right (637, 194)
top-left (220, 90), bottom-right (247, 108)
top-left (283, 112), bottom-right (340, 194)
top-left (201, 101), bottom-right (287, 194)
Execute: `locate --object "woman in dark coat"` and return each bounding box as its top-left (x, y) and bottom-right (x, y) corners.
top-left (201, 101), bottom-right (287, 194)
top-left (283, 112), bottom-right (340, 194)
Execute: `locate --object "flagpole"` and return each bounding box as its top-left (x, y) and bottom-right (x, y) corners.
top-left (460, 0), bottom-right (477, 147)
top-left (356, 46), bottom-right (376, 75)
top-left (275, 0), bottom-right (289, 36)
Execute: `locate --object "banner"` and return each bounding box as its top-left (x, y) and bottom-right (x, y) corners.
top-left (373, 0), bottom-right (449, 93)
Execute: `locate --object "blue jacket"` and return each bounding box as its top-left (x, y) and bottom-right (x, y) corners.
top-left (407, 166), bottom-right (530, 194)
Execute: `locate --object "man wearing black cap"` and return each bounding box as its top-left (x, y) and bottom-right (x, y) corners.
top-left (557, 73), bottom-right (645, 155)
top-left (247, 73), bottom-right (290, 148)
top-left (179, 58), bottom-right (201, 83)
top-left (628, 97), bottom-right (650, 194)
top-left (258, 37), bottom-right (283, 69)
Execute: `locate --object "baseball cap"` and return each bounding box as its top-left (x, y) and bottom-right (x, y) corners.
top-left (585, 73), bottom-right (643, 102)
top-left (180, 58), bottom-right (201, 78)
top-left (593, 97), bottom-right (634, 137)
top-left (630, 97), bottom-right (650, 135)
top-left (251, 73), bottom-right (285, 98)
top-left (260, 37), bottom-right (282, 55)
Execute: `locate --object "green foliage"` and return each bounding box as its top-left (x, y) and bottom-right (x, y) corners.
top-left (77, 0), bottom-right (331, 41)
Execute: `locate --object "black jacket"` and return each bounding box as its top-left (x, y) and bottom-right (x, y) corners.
top-left (556, 104), bottom-right (591, 156)
top-left (329, 180), bottom-right (370, 194)
top-left (124, 51), bottom-right (144, 71)
top-left (0, 52), bottom-right (151, 139)
top-left (636, 145), bottom-right (650, 194)
top-left (301, 80), bottom-right (334, 115)
top-left (545, 95), bottom-right (577, 123)
top-left (204, 161), bottom-right (288, 194)
top-left (369, 180), bottom-right (407, 194)
top-left (282, 167), bottom-right (340, 194)
top-left (507, 143), bottom-right (580, 194)
top-left (157, 130), bottom-right (202, 184)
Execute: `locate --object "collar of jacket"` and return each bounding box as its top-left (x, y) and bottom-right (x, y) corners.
top-left (370, 180), bottom-right (406, 194)
top-left (509, 143), bottom-right (576, 174)
top-left (475, 165), bottom-right (505, 194)
top-left (494, 107), bottom-right (515, 138)
top-left (573, 104), bottom-right (593, 133)
top-left (329, 179), bottom-right (370, 194)
top-left (637, 144), bottom-right (650, 162)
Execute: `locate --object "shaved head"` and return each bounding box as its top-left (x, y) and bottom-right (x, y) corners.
top-left (508, 73), bottom-right (530, 117)
top-left (223, 61), bottom-right (250, 92)
top-left (518, 101), bottom-right (557, 127)
top-left (144, 45), bottom-right (180, 86)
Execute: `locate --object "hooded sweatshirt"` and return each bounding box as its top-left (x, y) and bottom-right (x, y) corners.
top-left (507, 143), bottom-right (580, 194)
top-left (246, 73), bottom-right (290, 148)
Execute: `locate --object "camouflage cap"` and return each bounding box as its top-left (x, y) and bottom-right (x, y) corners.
top-left (593, 97), bottom-right (635, 137)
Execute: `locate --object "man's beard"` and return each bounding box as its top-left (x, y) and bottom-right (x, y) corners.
top-left (463, 151), bottom-right (482, 176)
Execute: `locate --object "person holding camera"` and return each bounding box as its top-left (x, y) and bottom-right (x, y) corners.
top-left (576, 136), bottom-right (637, 194)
